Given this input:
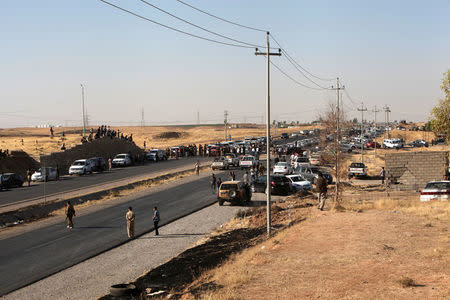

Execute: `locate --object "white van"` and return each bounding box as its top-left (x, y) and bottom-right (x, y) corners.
top-left (383, 138), bottom-right (404, 149)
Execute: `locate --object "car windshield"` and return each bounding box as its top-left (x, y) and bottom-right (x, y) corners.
top-left (276, 163), bottom-right (288, 167)
top-left (243, 157), bottom-right (253, 161)
top-left (297, 157), bottom-right (309, 162)
top-left (220, 183), bottom-right (238, 190)
top-left (289, 176), bottom-right (304, 182)
top-left (424, 182), bottom-right (450, 189)
top-left (150, 151), bottom-right (158, 154)
top-left (350, 163), bottom-right (365, 168)
top-left (310, 168), bottom-right (320, 174)
top-left (115, 155), bottom-right (126, 159)
top-left (225, 154), bottom-right (234, 158)
top-left (213, 158), bottom-right (223, 162)
top-left (73, 161), bottom-right (86, 166)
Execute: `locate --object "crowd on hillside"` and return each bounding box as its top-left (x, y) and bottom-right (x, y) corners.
top-left (81, 125), bottom-right (133, 144)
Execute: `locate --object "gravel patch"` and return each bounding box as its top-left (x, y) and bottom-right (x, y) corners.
top-left (2, 203), bottom-right (240, 300)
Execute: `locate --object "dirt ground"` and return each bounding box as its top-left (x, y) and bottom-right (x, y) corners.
top-left (176, 188), bottom-right (450, 300)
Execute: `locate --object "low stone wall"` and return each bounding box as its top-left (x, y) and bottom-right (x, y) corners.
top-left (385, 151), bottom-right (449, 190)
top-left (40, 137), bottom-right (145, 175)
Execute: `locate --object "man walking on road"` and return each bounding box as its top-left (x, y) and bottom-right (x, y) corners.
top-left (26, 169), bottom-right (31, 187)
top-left (126, 206), bottom-right (135, 239)
top-left (108, 158), bottom-right (112, 171)
top-left (315, 172), bottom-right (328, 211)
top-left (195, 160), bottom-right (200, 176)
top-left (65, 201), bottom-right (75, 229)
top-left (153, 206), bottom-right (160, 236)
top-left (211, 173), bottom-right (217, 193)
top-left (380, 167), bottom-right (386, 185)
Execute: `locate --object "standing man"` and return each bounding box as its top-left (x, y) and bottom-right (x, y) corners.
top-left (210, 173), bottom-right (217, 193)
top-left (65, 201), bottom-right (75, 229)
top-left (315, 172), bottom-right (328, 211)
top-left (26, 169), bottom-right (31, 187)
top-left (195, 160), bottom-right (200, 176)
top-left (153, 206), bottom-right (160, 236)
top-left (380, 167), bottom-right (386, 185)
top-left (243, 171), bottom-right (249, 185)
top-left (126, 207), bottom-right (135, 239)
top-left (108, 157), bottom-right (112, 171)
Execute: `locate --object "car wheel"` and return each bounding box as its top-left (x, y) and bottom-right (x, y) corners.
top-left (218, 200), bottom-right (224, 206)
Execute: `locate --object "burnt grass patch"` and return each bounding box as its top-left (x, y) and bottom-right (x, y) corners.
top-left (99, 227), bottom-right (266, 299)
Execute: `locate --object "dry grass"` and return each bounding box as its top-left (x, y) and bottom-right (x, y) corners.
top-left (0, 125), bottom-right (318, 161)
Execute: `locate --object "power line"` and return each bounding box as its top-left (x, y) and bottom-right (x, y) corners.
top-left (139, 0), bottom-right (266, 49)
top-left (343, 88), bottom-right (360, 106)
top-left (269, 61), bottom-right (324, 90)
top-left (175, 0), bottom-right (267, 33)
top-left (98, 0), bottom-right (255, 49)
top-left (270, 33), bottom-right (335, 82)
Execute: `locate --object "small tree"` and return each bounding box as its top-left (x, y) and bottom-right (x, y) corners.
top-left (430, 70), bottom-right (450, 144)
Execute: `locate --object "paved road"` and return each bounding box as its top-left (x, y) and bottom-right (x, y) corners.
top-left (0, 157), bottom-right (210, 207)
top-left (0, 170), bottom-right (242, 296)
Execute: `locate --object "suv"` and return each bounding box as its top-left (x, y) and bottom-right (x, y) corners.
top-left (297, 165), bottom-right (333, 184)
top-left (69, 159), bottom-right (95, 175)
top-left (146, 149), bottom-right (166, 162)
top-left (281, 133), bottom-right (289, 139)
top-left (239, 155), bottom-right (258, 169)
top-left (383, 138), bottom-right (404, 149)
top-left (251, 174), bottom-right (293, 195)
top-left (0, 173), bottom-right (24, 189)
top-left (217, 181), bottom-right (251, 206)
top-left (31, 167), bottom-right (58, 181)
top-left (112, 153), bottom-right (132, 167)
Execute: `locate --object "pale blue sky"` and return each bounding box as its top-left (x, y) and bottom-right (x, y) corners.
top-left (1, 0), bottom-right (449, 127)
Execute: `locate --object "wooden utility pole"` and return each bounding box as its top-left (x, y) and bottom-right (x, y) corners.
top-left (330, 78), bottom-right (344, 204)
top-left (255, 32), bottom-right (281, 236)
top-left (372, 106), bottom-right (380, 157)
top-left (357, 102), bottom-right (367, 164)
top-left (224, 110), bottom-right (228, 141)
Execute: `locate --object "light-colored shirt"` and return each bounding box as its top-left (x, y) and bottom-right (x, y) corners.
top-left (153, 210), bottom-right (160, 222)
top-left (126, 210), bottom-right (135, 222)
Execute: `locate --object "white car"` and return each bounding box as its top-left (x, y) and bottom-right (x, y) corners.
top-left (273, 162), bottom-right (293, 175)
top-left (146, 149), bottom-right (166, 162)
top-left (420, 181), bottom-right (450, 202)
top-left (31, 167), bottom-right (57, 181)
top-left (69, 159), bottom-right (95, 175)
top-left (112, 153), bottom-right (132, 167)
top-left (239, 155), bottom-right (257, 169)
top-left (286, 174), bottom-right (312, 192)
top-left (383, 138), bottom-right (404, 149)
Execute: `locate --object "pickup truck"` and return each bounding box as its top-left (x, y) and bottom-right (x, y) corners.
top-left (239, 155), bottom-right (258, 169)
top-left (348, 162), bottom-right (368, 178)
top-left (224, 153), bottom-right (239, 167)
top-left (211, 157), bottom-right (229, 170)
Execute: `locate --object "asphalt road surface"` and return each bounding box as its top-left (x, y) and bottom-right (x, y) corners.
top-left (0, 157), bottom-right (210, 207)
top-left (0, 170), bottom-right (244, 296)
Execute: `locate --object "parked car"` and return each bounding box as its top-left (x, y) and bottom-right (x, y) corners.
top-left (383, 138), bottom-right (404, 149)
top-left (239, 155), bottom-right (258, 169)
top-left (112, 153), bottom-right (132, 167)
top-left (224, 153), bottom-right (239, 167)
top-left (366, 141), bottom-right (381, 148)
top-left (339, 143), bottom-right (355, 153)
top-left (251, 174), bottom-right (293, 195)
top-left (280, 133), bottom-right (289, 139)
top-left (217, 181), bottom-right (251, 206)
top-left (69, 159), bottom-right (95, 175)
top-left (294, 156), bottom-right (310, 167)
top-left (31, 167), bottom-right (58, 181)
top-left (286, 174), bottom-right (312, 192)
top-left (89, 157), bottom-right (107, 172)
top-left (309, 155), bottom-right (320, 166)
top-left (0, 173), bottom-right (24, 189)
top-left (420, 181), bottom-right (450, 202)
top-left (347, 162), bottom-right (368, 178)
top-left (273, 162), bottom-right (293, 175)
top-left (297, 165), bottom-right (333, 184)
top-left (211, 157), bottom-right (230, 170)
top-left (408, 139), bottom-right (429, 148)
top-left (146, 149), bottom-right (166, 162)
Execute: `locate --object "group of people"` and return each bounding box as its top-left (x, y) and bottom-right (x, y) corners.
top-left (0, 149), bottom-right (10, 158)
top-left (80, 126), bottom-right (134, 144)
top-left (64, 200), bottom-right (161, 239)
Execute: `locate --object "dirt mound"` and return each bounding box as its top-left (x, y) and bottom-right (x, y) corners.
top-left (0, 151), bottom-right (40, 177)
top-left (154, 131), bottom-right (188, 139)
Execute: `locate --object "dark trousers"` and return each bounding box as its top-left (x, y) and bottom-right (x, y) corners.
top-left (154, 221), bottom-right (159, 235)
top-left (381, 176), bottom-right (385, 184)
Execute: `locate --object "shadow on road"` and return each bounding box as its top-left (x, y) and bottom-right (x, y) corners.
top-left (140, 233), bottom-right (207, 239)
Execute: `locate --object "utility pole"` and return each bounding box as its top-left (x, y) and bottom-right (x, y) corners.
top-left (140, 107), bottom-right (145, 128)
top-left (224, 110), bottom-right (228, 141)
top-left (372, 106), bottom-right (380, 157)
top-left (383, 105), bottom-right (391, 138)
top-left (255, 32), bottom-right (281, 236)
top-left (80, 84), bottom-right (86, 136)
top-left (197, 110), bottom-right (200, 125)
top-left (357, 102), bottom-right (367, 164)
top-left (330, 78), bottom-right (345, 204)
